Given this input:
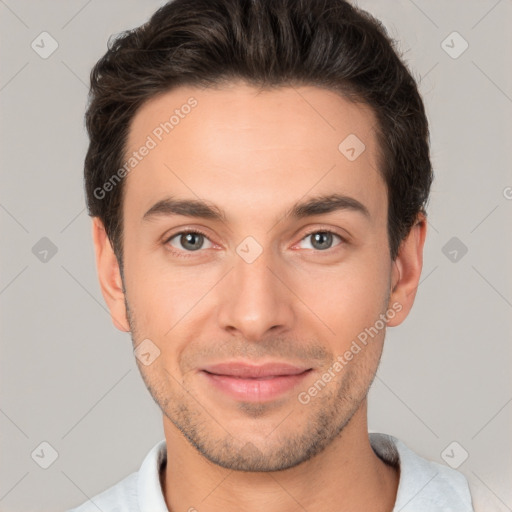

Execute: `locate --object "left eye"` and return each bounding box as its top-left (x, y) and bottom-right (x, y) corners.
top-left (298, 231), bottom-right (343, 251)
top-left (167, 231), bottom-right (214, 252)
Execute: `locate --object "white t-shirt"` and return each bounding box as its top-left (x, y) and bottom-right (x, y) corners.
top-left (67, 433), bottom-right (474, 511)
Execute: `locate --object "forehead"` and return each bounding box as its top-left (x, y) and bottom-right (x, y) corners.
top-left (123, 82), bottom-right (385, 224)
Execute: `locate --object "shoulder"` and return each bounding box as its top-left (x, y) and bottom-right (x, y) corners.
top-left (66, 439), bottom-right (168, 512)
top-left (370, 433), bottom-right (475, 512)
top-left (66, 472), bottom-right (139, 512)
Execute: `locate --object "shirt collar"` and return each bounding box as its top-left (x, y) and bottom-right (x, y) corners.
top-left (137, 439), bottom-right (168, 512)
top-left (137, 433), bottom-right (472, 512)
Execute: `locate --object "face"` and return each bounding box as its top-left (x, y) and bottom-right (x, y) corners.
top-left (94, 81), bottom-right (423, 472)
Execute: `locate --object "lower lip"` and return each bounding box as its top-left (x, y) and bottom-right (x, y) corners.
top-left (201, 370), bottom-right (312, 402)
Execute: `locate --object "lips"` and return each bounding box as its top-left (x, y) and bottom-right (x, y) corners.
top-left (202, 362), bottom-right (311, 378)
top-left (200, 362), bottom-right (312, 402)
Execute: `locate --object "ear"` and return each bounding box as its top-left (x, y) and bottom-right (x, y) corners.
top-left (91, 217), bottom-right (130, 332)
top-left (386, 213), bottom-right (427, 327)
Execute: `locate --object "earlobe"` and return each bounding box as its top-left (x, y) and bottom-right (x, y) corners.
top-left (387, 214), bottom-right (427, 327)
top-left (91, 217), bottom-right (130, 332)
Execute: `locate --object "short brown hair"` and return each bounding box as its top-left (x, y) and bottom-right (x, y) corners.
top-left (84, 0), bottom-right (432, 268)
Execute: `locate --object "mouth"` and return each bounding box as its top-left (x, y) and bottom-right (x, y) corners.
top-left (200, 362), bottom-right (313, 402)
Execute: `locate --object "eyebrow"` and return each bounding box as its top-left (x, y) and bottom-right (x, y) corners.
top-left (142, 193), bottom-right (370, 224)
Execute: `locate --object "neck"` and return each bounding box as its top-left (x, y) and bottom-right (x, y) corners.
top-left (161, 401), bottom-right (399, 512)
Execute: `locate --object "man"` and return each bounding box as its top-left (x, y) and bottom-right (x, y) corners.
top-left (69, 0), bottom-right (475, 510)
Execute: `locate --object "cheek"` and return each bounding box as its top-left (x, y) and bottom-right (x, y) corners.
top-left (289, 251), bottom-right (390, 344)
top-left (124, 249), bottom-right (221, 341)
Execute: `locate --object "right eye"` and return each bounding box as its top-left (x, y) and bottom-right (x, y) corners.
top-left (165, 230), bottom-right (215, 253)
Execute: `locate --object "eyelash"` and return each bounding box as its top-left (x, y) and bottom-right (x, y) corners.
top-left (163, 228), bottom-right (346, 258)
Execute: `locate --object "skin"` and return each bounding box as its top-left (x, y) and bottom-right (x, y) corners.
top-left (92, 81), bottom-right (427, 512)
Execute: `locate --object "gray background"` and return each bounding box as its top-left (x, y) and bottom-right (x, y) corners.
top-left (0, 1), bottom-right (510, 511)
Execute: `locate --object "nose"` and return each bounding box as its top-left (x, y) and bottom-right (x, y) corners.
top-left (216, 247), bottom-right (295, 342)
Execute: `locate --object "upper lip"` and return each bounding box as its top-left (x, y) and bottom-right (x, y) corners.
top-left (201, 362), bottom-right (311, 378)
